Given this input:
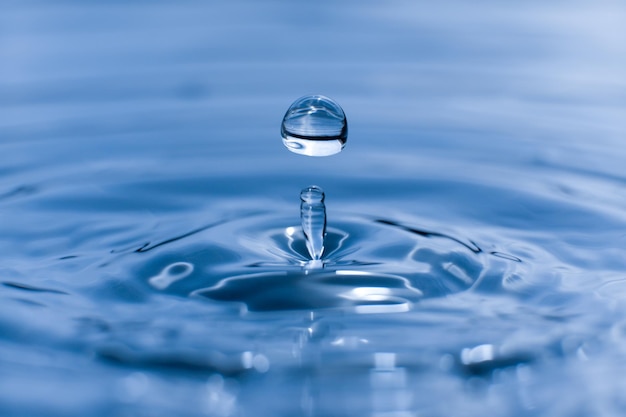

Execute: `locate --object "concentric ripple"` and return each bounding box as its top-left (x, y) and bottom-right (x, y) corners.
top-left (137, 213), bottom-right (521, 313)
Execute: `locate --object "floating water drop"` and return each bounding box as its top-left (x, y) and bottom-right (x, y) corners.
top-left (300, 185), bottom-right (327, 260)
top-left (281, 95), bottom-right (348, 156)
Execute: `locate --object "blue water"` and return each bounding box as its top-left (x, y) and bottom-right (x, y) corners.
top-left (2, 1), bottom-right (626, 416)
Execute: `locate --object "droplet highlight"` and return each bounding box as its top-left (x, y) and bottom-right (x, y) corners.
top-left (281, 95), bottom-right (347, 157)
top-left (148, 262), bottom-right (194, 290)
top-left (300, 186), bottom-right (327, 260)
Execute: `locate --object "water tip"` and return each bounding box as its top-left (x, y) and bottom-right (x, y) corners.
top-left (300, 185), bottom-right (325, 203)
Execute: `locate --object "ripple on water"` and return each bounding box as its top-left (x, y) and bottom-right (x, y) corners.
top-left (135, 213), bottom-right (524, 313)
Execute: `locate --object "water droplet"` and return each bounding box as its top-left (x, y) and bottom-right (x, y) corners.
top-left (281, 95), bottom-right (347, 157)
top-left (301, 186), bottom-right (326, 260)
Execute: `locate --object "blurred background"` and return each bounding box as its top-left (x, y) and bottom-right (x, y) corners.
top-left (2, 1), bottom-right (626, 416)
top-left (2, 0), bottom-right (625, 158)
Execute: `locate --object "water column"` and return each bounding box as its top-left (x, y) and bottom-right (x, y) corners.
top-left (300, 185), bottom-right (327, 261)
top-left (281, 95), bottom-right (348, 264)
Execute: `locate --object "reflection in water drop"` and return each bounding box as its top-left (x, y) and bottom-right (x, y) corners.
top-left (300, 186), bottom-right (327, 261)
top-left (148, 262), bottom-right (194, 289)
top-left (281, 95), bottom-right (347, 156)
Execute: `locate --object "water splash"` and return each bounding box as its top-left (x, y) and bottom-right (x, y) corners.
top-left (300, 186), bottom-right (327, 261)
top-left (281, 95), bottom-right (348, 157)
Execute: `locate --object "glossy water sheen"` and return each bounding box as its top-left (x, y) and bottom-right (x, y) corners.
top-left (281, 95), bottom-right (348, 156)
top-left (2, 1), bottom-right (626, 416)
top-left (300, 185), bottom-right (326, 260)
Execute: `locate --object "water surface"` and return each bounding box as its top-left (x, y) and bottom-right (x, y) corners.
top-left (1, 1), bottom-right (626, 416)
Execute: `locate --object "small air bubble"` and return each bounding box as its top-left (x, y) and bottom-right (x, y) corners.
top-left (281, 95), bottom-right (347, 157)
